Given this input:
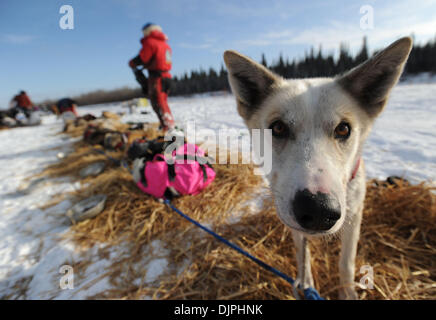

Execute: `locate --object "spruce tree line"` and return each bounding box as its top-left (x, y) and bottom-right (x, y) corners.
top-left (170, 36), bottom-right (436, 96)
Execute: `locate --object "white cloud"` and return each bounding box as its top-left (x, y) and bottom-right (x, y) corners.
top-left (178, 42), bottom-right (213, 49)
top-left (239, 1), bottom-right (436, 53)
top-left (178, 37), bottom-right (220, 50)
top-left (2, 34), bottom-right (35, 44)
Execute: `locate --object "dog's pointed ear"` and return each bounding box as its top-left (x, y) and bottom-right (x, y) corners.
top-left (224, 50), bottom-right (279, 119)
top-left (337, 37), bottom-right (412, 117)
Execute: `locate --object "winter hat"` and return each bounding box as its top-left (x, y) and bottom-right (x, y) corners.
top-left (142, 23), bottom-right (162, 37)
top-left (142, 23), bottom-right (154, 31)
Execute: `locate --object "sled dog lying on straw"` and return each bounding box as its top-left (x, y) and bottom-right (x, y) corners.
top-left (224, 37), bottom-right (413, 299)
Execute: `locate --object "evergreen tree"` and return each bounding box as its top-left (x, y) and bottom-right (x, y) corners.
top-left (261, 53), bottom-right (268, 67)
top-left (336, 42), bottom-right (353, 74)
top-left (164, 35), bottom-right (436, 97)
top-left (354, 36), bottom-right (369, 65)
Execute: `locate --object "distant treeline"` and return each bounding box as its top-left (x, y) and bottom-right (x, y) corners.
top-left (171, 35), bottom-right (436, 95)
top-left (40, 87), bottom-right (143, 107)
top-left (39, 36), bottom-right (436, 106)
top-left (171, 66), bottom-right (229, 96)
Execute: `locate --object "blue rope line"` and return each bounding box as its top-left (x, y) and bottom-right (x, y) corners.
top-left (88, 147), bottom-right (323, 299)
top-left (163, 199), bottom-right (324, 300)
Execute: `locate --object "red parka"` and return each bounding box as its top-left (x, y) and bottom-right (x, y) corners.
top-left (139, 30), bottom-right (172, 78)
top-left (13, 93), bottom-right (33, 109)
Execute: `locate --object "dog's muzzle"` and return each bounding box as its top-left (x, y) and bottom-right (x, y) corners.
top-left (292, 189), bottom-right (341, 231)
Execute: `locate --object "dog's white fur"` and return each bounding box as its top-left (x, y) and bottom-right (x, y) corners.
top-left (224, 37), bottom-right (412, 299)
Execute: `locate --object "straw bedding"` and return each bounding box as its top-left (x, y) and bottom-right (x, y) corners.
top-left (41, 119), bottom-right (435, 300)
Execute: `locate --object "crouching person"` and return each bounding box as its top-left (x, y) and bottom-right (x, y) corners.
top-left (57, 97), bottom-right (78, 122)
top-left (10, 90), bottom-right (34, 119)
top-left (57, 98), bottom-right (78, 116)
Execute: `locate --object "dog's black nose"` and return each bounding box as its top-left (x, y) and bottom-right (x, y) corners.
top-left (292, 189), bottom-right (341, 231)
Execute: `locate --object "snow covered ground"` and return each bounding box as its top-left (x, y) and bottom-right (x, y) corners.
top-left (0, 80), bottom-right (435, 299)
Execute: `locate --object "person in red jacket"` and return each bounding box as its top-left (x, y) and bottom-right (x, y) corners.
top-left (129, 23), bottom-right (175, 131)
top-left (10, 90), bottom-right (34, 118)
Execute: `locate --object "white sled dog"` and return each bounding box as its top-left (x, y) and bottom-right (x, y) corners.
top-left (224, 37), bottom-right (412, 299)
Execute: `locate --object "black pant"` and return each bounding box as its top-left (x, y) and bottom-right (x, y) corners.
top-left (133, 69), bottom-right (149, 96)
top-left (10, 106), bottom-right (31, 118)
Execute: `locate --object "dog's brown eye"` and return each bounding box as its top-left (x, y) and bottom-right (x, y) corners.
top-left (334, 122), bottom-right (351, 139)
top-left (269, 120), bottom-right (288, 138)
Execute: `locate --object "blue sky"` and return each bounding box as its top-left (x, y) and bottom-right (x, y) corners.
top-left (1, 0), bottom-right (436, 108)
